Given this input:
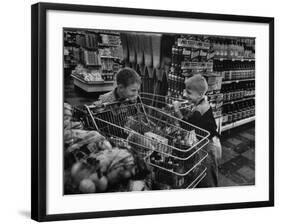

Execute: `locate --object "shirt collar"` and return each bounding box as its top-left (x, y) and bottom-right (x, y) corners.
top-left (113, 87), bottom-right (122, 100)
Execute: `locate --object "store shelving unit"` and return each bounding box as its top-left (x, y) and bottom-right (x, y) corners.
top-left (214, 58), bottom-right (255, 62)
top-left (64, 29), bottom-right (123, 93)
top-left (223, 96), bottom-right (255, 105)
top-left (221, 116), bottom-right (255, 132)
top-left (137, 35), bottom-right (255, 134)
top-left (222, 78), bottom-right (255, 84)
top-left (100, 56), bottom-right (121, 60)
top-left (211, 38), bottom-right (255, 133)
top-left (98, 43), bottom-right (120, 48)
top-left (71, 75), bottom-right (116, 92)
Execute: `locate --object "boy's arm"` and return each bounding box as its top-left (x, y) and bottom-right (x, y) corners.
top-left (173, 101), bottom-right (184, 120)
top-left (174, 108), bottom-right (184, 120)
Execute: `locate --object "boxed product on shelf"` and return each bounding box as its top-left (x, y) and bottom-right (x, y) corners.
top-left (100, 34), bottom-right (121, 45)
top-left (99, 46), bottom-right (123, 59)
top-left (82, 50), bottom-right (101, 66)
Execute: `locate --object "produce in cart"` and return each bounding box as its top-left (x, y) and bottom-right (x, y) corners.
top-left (64, 130), bottom-right (151, 194)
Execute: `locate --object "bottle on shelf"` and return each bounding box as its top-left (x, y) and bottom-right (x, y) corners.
top-left (227, 104), bottom-right (233, 124)
top-left (222, 104), bottom-right (229, 125)
top-left (237, 102), bottom-right (243, 121)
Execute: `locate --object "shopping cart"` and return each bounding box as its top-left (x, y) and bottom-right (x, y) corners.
top-left (139, 92), bottom-right (193, 116)
top-left (74, 93), bottom-right (210, 189)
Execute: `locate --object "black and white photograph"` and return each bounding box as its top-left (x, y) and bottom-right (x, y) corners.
top-left (30, 2), bottom-right (274, 221)
top-left (63, 28), bottom-right (256, 194)
top-left (0, 0), bottom-right (279, 223)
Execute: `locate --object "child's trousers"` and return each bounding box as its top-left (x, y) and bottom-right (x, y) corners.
top-left (196, 142), bottom-right (219, 188)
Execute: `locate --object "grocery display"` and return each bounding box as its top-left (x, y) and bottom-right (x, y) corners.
top-left (64, 29), bottom-right (123, 92)
top-left (211, 37), bottom-right (255, 60)
top-left (164, 35), bottom-right (255, 133)
top-left (168, 35), bottom-right (214, 99)
top-left (211, 37), bottom-right (255, 132)
top-left (221, 98), bottom-right (255, 126)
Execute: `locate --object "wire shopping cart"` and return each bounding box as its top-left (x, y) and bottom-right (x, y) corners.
top-left (74, 93), bottom-right (210, 189)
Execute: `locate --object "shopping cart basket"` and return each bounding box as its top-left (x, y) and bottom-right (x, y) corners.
top-left (74, 94), bottom-right (210, 189)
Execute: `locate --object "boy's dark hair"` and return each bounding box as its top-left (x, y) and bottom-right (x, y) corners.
top-left (116, 67), bottom-right (141, 87)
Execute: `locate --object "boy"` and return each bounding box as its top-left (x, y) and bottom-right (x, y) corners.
top-left (98, 67), bottom-right (141, 104)
top-left (173, 74), bottom-right (221, 187)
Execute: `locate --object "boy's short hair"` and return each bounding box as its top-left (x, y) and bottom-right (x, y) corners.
top-left (116, 67), bottom-right (141, 87)
top-left (185, 74), bottom-right (208, 95)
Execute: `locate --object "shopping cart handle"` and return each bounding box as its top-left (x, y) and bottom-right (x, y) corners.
top-left (88, 98), bottom-right (138, 109)
top-left (166, 100), bottom-right (192, 109)
top-left (87, 101), bottom-right (111, 109)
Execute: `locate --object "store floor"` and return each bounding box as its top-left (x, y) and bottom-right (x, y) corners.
top-left (218, 122), bottom-right (255, 187)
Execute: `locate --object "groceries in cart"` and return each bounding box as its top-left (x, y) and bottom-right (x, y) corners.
top-left (64, 132), bottom-right (151, 194)
top-left (64, 102), bottom-right (150, 194)
top-left (64, 92), bottom-right (210, 193)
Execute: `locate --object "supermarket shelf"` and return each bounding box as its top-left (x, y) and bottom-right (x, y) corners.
top-left (64, 41), bottom-right (80, 48)
top-left (221, 116), bottom-right (255, 132)
top-left (100, 56), bottom-right (121, 60)
top-left (214, 57), bottom-right (255, 62)
top-left (98, 43), bottom-right (120, 47)
top-left (72, 77), bottom-right (115, 93)
top-left (71, 75), bottom-right (114, 85)
top-left (84, 64), bottom-right (102, 67)
top-left (223, 96), bottom-right (255, 105)
top-left (64, 41), bottom-right (96, 51)
top-left (222, 78), bottom-right (255, 84)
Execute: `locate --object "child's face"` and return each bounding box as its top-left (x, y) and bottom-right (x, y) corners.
top-left (119, 83), bottom-right (140, 101)
top-left (184, 87), bottom-right (202, 104)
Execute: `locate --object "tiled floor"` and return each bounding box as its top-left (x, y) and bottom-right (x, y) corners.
top-left (218, 123), bottom-right (255, 187)
top-left (64, 75), bottom-right (256, 187)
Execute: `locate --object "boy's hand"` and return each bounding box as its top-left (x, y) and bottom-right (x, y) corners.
top-left (173, 101), bottom-right (184, 119)
top-left (92, 100), bottom-right (103, 107)
top-left (173, 101), bottom-right (181, 112)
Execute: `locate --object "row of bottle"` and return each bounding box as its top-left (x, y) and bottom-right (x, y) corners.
top-left (211, 38), bottom-right (255, 59)
top-left (213, 60), bottom-right (255, 72)
top-left (101, 72), bottom-right (115, 81)
top-left (168, 72), bottom-right (185, 98)
top-left (221, 81), bottom-right (255, 102)
top-left (170, 65), bottom-right (213, 77)
top-left (223, 70), bottom-right (255, 81)
top-left (100, 58), bottom-right (116, 71)
top-left (222, 99), bottom-right (255, 125)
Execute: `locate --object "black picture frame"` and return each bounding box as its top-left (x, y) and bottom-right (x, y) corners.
top-left (31, 2), bottom-right (274, 222)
